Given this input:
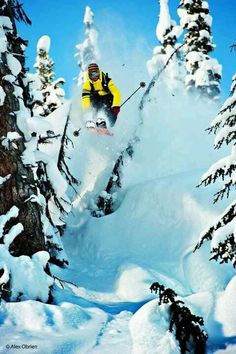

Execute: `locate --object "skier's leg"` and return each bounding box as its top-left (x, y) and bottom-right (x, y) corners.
top-left (101, 94), bottom-right (116, 127)
top-left (90, 94), bottom-right (103, 124)
top-left (106, 109), bottom-right (117, 127)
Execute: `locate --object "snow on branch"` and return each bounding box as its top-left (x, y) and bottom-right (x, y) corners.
top-left (37, 35), bottom-right (51, 53)
top-left (147, 0), bottom-right (184, 91)
top-left (209, 100), bottom-right (236, 134)
top-left (0, 206), bottom-right (19, 237)
top-left (0, 207), bottom-right (54, 302)
top-left (4, 223), bottom-right (24, 248)
top-left (0, 174), bottom-right (11, 187)
top-left (199, 150), bottom-right (236, 190)
top-left (178, 0), bottom-right (221, 99)
top-left (194, 200), bottom-right (236, 251)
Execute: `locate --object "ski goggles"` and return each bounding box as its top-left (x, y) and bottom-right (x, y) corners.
top-left (89, 71), bottom-right (100, 80)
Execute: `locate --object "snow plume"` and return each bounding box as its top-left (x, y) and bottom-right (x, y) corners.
top-left (75, 6), bottom-right (100, 86)
top-left (178, 0), bottom-right (222, 99)
top-left (127, 82), bottom-right (223, 187)
top-left (147, 0), bottom-right (184, 92)
top-left (28, 35), bottom-right (65, 117)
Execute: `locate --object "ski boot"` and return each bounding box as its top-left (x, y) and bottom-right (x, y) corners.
top-left (96, 118), bottom-right (107, 129)
top-left (86, 120), bottom-right (96, 129)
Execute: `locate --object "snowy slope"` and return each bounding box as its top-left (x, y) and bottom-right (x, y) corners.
top-left (61, 81), bottom-right (235, 352)
top-left (1, 74), bottom-right (236, 354)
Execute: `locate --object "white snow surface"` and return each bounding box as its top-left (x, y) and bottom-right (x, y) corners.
top-left (215, 275), bottom-right (236, 337)
top-left (1, 16), bottom-right (236, 353)
top-left (6, 53), bottom-right (22, 76)
top-left (1, 76), bottom-right (235, 353)
top-left (130, 300), bottom-right (180, 354)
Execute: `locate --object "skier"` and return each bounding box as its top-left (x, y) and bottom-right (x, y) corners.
top-left (82, 63), bottom-right (121, 129)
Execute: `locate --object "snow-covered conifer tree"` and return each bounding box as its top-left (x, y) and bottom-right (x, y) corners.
top-left (0, 0), bottom-right (54, 301)
top-left (147, 0), bottom-right (184, 90)
top-left (27, 36), bottom-right (77, 250)
top-left (30, 35), bottom-right (65, 117)
top-left (195, 73), bottom-right (236, 266)
top-left (150, 282), bottom-right (208, 353)
top-left (75, 6), bottom-right (100, 86)
top-left (178, 0), bottom-right (221, 99)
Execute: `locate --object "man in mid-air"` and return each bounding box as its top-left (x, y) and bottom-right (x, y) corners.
top-left (81, 63), bottom-right (121, 129)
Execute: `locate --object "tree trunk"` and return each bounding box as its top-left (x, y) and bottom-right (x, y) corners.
top-left (0, 1), bottom-right (45, 256)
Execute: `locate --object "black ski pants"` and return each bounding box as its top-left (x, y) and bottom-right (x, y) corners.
top-left (90, 93), bottom-right (116, 127)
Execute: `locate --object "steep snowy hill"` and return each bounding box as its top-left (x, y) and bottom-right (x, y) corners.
top-left (56, 83), bottom-right (235, 351)
top-left (1, 74), bottom-right (236, 354)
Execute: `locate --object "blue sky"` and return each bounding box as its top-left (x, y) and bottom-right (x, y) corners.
top-left (19, 0), bottom-right (236, 99)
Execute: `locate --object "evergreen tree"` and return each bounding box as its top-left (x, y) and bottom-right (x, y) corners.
top-left (0, 0), bottom-right (54, 301)
top-left (178, 0), bottom-right (221, 99)
top-left (28, 37), bottom-right (77, 256)
top-left (195, 73), bottom-right (236, 267)
top-left (75, 6), bottom-right (100, 86)
top-left (150, 282), bottom-right (208, 354)
top-left (22, 36), bottom-right (75, 267)
top-left (147, 0), bottom-right (184, 90)
top-left (29, 35), bottom-right (65, 117)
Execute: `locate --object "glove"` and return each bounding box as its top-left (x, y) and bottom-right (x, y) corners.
top-left (112, 106), bottom-right (120, 118)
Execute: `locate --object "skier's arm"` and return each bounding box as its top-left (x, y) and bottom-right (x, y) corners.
top-left (108, 80), bottom-right (121, 107)
top-left (82, 81), bottom-right (92, 109)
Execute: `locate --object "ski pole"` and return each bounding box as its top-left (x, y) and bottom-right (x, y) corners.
top-left (120, 82), bottom-right (146, 108)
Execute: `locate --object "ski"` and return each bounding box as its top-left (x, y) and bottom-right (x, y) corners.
top-left (88, 127), bottom-right (113, 136)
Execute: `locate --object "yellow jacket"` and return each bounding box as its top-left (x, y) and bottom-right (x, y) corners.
top-left (82, 70), bottom-right (121, 109)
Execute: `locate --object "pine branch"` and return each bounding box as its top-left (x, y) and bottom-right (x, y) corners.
top-left (194, 226), bottom-right (215, 251)
top-left (230, 43), bottom-right (236, 52)
top-left (219, 100), bottom-right (236, 116)
top-left (207, 122), bottom-right (221, 135)
top-left (194, 202), bottom-right (236, 251)
top-left (214, 130), bottom-right (236, 149)
top-left (224, 115), bottom-right (236, 128)
top-left (11, 1), bottom-right (32, 25)
top-left (210, 234), bottom-right (236, 267)
top-left (60, 159), bottom-right (79, 192)
top-left (150, 282), bottom-right (207, 354)
top-left (57, 111), bottom-right (78, 190)
top-left (38, 134), bottom-right (61, 144)
top-left (198, 167), bottom-right (225, 187)
top-left (52, 275), bottom-right (78, 289)
top-left (199, 163), bottom-right (236, 192)
top-left (213, 181), bottom-right (233, 203)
